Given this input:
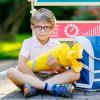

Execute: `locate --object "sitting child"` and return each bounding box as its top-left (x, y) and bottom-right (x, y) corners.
top-left (7, 8), bottom-right (83, 98)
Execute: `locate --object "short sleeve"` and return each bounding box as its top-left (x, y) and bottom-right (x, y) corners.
top-left (52, 39), bottom-right (61, 47)
top-left (19, 39), bottom-right (30, 59)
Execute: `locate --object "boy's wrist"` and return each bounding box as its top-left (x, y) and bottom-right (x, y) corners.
top-left (60, 64), bottom-right (65, 69)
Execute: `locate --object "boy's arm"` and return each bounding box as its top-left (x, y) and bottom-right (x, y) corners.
top-left (52, 64), bottom-right (66, 73)
top-left (18, 55), bottom-right (36, 76)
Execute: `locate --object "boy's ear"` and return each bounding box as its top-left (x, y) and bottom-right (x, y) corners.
top-left (52, 24), bottom-right (56, 31)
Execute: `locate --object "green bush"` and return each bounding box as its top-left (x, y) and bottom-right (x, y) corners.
top-left (0, 34), bottom-right (31, 59)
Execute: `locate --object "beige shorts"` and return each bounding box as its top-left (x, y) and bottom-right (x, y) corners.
top-left (34, 72), bottom-right (57, 81)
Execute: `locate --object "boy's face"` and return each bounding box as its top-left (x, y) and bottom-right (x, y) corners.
top-left (31, 20), bottom-right (54, 42)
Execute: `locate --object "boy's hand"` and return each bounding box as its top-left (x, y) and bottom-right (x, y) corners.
top-left (47, 55), bottom-right (65, 73)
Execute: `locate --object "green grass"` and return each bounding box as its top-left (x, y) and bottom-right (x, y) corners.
top-left (0, 33), bottom-right (31, 59)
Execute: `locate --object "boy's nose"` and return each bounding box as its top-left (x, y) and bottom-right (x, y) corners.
top-left (39, 31), bottom-right (46, 35)
top-left (41, 28), bottom-right (45, 32)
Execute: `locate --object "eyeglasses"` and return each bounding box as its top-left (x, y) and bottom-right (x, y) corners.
top-left (32, 24), bottom-right (52, 32)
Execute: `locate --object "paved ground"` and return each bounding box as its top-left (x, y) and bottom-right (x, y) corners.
top-left (0, 60), bottom-right (100, 100)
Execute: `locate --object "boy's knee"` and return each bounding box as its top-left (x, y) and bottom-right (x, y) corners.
top-left (7, 68), bottom-right (17, 79)
top-left (74, 72), bottom-right (80, 81)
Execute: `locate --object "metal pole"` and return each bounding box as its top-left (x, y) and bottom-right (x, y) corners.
top-left (28, 0), bottom-right (36, 16)
top-left (28, 0), bottom-right (36, 36)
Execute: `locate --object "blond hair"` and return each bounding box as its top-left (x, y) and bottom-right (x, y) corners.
top-left (30, 8), bottom-right (56, 27)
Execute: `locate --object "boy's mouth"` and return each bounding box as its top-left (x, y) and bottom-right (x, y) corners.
top-left (39, 32), bottom-right (47, 36)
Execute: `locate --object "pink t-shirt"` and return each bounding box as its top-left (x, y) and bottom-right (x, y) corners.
top-left (19, 35), bottom-right (61, 60)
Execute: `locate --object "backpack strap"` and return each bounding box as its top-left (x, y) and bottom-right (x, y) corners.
top-left (74, 36), bottom-right (94, 73)
top-left (83, 64), bottom-right (94, 73)
top-left (74, 36), bottom-right (100, 60)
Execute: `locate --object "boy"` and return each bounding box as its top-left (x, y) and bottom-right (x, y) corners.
top-left (7, 8), bottom-right (80, 98)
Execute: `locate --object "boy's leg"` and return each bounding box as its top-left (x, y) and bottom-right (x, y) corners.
top-left (7, 68), bottom-right (79, 97)
top-left (43, 70), bottom-right (80, 84)
top-left (7, 68), bottom-right (45, 90)
top-left (7, 68), bottom-right (79, 89)
top-left (41, 70), bottom-right (79, 97)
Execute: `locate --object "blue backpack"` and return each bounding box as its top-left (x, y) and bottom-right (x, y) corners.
top-left (74, 36), bottom-right (100, 91)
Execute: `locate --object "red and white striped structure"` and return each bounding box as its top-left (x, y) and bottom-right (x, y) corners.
top-left (51, 21), bottom-right (100, 41)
